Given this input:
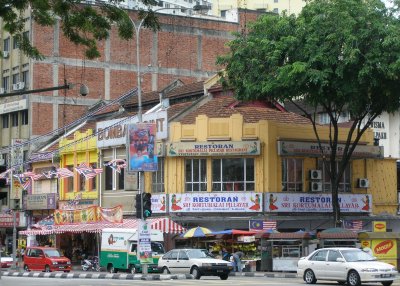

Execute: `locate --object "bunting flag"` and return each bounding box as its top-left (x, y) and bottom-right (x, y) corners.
top-left (0, 168), bottom-right (12, 184)
top-left (249, 220), bottom-right (277, 231)
top-left (42, 170), bottom-right (58, 179)
top-left (13, 174), bottom-right (32, 190)
top-left (22, 171), bottom-right (43, 181)
top-left (75, 163), bottom-right (103, 180)
top-left (104, 159), bottom-right (127, 173)
top-left (56, 168), bottom-right (74, 179)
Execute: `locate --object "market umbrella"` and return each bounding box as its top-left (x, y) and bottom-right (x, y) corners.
top-left (182, 226), bottom-right (212, 238)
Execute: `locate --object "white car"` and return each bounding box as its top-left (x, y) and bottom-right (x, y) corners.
top-left (297, 247), bottom-right (398, 286)
top-left (158, 248), bottom-right (233, 280)
top-left (1, 253), bottom-right (14, 268)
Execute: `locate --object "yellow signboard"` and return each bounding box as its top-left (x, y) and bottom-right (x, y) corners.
top-left (371, 239), bottom-right (397, 259)
top-left (373, 221), bottom-right (387, 232)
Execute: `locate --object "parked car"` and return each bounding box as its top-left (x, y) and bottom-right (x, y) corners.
top-left (158, 248), bottom-right (233, 280)
top-left (24, 246), bottom-right (71, 272)
top-left (297, 247), bottom-right (398, 286)
top-left (1, 253), bottom-right (13, 268)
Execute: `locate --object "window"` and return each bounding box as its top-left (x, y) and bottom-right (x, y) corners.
top-left (12, 73), bottom-right (19, 85)
top-left (317, 160), bottom-right (351, 192)
top-left (90, 163), bottom-right (99, 191)
top-left (328, 250), bottom-right (341, 262)
top-left (2, 76), bottom-right (9, 91)
top-left (212, 158), bottom-right (254, 191)
top-left (117, 168), bottom-right (124, 190)
top-left (273, 8), bottom-right (279, 13)
top-left (66, 165), bottom-right (74, 192)
top-left (104, 161), bottom-right (113, 191)
top-left (185, 158), bottom-right (207, 192)
top-left (3, 38), bottom-right (10, 51)
top-left (2, 114), bottom-right (9, 129)
top-left (22, 70), bottom-right (29, 88)
top-left (310, 250), bottom-right (328, 261)
top-left (152, 157), bottom-right (164, 193)
top-left (11, 112), bottom-right (18, 127)
top-left (79, 172), bottom-right (86, 191)
top-left (23, 31), bottom-right (29, 41)
top-left (13, 36), bottom-right (18, 49)
top-left (21, 110), bottom-right (28, 125)
top-left (221, 10), bottom-right (227, 18)
top-left (274, 0), bottom-right (279, 2)
top-left (282, 158), bottom-right (303, 192)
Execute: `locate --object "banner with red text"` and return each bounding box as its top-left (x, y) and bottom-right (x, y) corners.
top-left (265, 193), bottom-right (371, 213)
top-left (168, 192), bottom-right (262, 213)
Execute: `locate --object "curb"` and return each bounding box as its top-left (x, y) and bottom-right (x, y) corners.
top-left (0, 271), bottom-right (194, 280)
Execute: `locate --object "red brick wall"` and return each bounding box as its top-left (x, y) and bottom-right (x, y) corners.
top-left (29, 9), bottom-right (262, 136)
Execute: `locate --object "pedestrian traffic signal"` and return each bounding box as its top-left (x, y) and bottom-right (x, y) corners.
top-left (142, 193), bottom-right (152, 219)
top-left (135, 194), bottom-right (142, 218)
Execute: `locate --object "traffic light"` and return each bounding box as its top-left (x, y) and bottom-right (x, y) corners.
top-left (142, 193), bottom-right (152, 219)
top-left (135, 194), bottom-right (142, 218)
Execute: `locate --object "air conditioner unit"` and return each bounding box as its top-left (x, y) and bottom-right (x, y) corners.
top-left (358, 178), bottom-right (369, 188)
top-left (12, 82), bottom-right (25, 91)
top-left (2, 51), bottom-right (9, 58)
top-left (309, 169), bottom-right (322, 180)
top-left (0, 88), bottom-right (4, 94)
top-left (310, 181), bottom-right (323, 192)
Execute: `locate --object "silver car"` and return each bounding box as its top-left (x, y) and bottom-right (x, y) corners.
top-left (297, 247), bottom-right (398, 286)
top-left (158, 248), bottom-right (233, 280)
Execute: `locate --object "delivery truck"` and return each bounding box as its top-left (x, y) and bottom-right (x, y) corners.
top-left (100, 228), bottom-right (165, 273)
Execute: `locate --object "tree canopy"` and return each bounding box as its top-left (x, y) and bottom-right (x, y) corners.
top-left (0, 0), bottom-right (160, 59)
top-left (218, 0), bottom-right (400, 225)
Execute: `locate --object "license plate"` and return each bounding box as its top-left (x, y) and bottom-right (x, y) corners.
top-left (59, 266), bottom-right (65, 269)
top-left (217, 270), bottom-right (223, 272)
top-left (381, 274), bottom-right (391, 278)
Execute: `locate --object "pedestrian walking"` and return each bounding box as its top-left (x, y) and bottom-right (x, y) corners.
top-left (232, 251), bottom-right (244, 272)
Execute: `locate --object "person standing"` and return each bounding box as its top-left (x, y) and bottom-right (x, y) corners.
top-left (232, 251), bottom-right (244, 272)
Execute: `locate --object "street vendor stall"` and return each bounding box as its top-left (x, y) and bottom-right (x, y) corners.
top-left (257, 230), bottom-right (312, 272)
top-left (210, 229), bottom-right (258, 272)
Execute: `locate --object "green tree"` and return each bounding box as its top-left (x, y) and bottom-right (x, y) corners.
top-left (217, 0), bottom-right (400, 226)
top-left (0, 0), bottom-right (160, 59)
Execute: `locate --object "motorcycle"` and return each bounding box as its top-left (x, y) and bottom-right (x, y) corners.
top-left (81, 256), bottom-right (100, 271)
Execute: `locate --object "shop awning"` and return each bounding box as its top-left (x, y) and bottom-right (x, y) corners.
top-left (318, 228), bottom-right (358, 239)
top-left (19, 217), bottom-right (185, 236)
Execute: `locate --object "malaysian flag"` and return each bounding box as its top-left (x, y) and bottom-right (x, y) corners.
top-left (56, 167), bottom-right (74, 178)
top-left (13, 174), bottom-right (31, 190)
top-left (76, 163), bottom-right (103, 180)
top-left (104, 159), bottom-right (127, 174)
top-left (343, 220), bottom-right (363, 231)
top-left (42, 169), bottom-right (58, 179)
top-left (249, 220), bottom-right (277, 231)
top-left (0, 168), bottom-right (12, 184)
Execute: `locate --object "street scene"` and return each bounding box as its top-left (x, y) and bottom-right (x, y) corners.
top-left (1, 0), bottom-right (400, 285)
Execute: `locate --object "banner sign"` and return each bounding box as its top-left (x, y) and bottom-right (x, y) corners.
top-left (167, 141), bottom-right (260, 157)
top-left (26, 193), bottom-right (56, 210)
top-left (11, 177), bottom-right (24, 200)
top-left (0, 213), bottom-right (20, 227)
top-left (168, 192), bottom-right (262, 213)
top-left (58, 199), bottom-right (98, 210)
top-left (11, 139), bottom-right (25, 173)
top-left (371, 239), bottom-right (397, 259)
top-left (151, 194), bottom-right (167, 214)
top-left (96, 110), bottom-right (167, 148)
top-left (0, 99), bottom-right (27, 115)
top-left (54, 205), bottom-right (123, 225)
top-left (277, 140), bottom-right (383, 158)
top-left (127, 123), bottom-right (158, 172)
top-left (265, 193), bottom-right (372, 213)
top-left (138, 220), bottom-right (153, 264)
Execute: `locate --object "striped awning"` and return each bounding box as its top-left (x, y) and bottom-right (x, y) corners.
top-left (19, 217), bottom-right (185, 236)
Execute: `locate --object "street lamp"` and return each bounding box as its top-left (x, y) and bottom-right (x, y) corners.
top-left (130, 4), bottom-right (209, 274)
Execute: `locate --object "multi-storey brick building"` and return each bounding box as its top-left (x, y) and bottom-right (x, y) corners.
top-left (0, 5), bottom-right (261, 168)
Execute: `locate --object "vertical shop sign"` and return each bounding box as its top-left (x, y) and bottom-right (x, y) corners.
top-left (127, 123), bottom-right (158, 172)
top-left (138, 220), bottom-right (152, 264)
